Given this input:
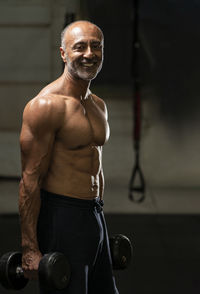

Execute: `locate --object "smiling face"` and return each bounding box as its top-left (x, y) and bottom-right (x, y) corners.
top-left (60, 22), bottom-right (104, 81)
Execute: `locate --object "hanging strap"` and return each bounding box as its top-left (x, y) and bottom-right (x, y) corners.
top-left (129, 0), bottom-right (146, 202)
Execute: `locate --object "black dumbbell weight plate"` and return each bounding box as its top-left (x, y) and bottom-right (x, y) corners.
top-left (39, 252), bottom-right (71, 290)
top-left (0, 251), bottom-right (28, 290)
top-left (109, 234), bottom-right (133, 270)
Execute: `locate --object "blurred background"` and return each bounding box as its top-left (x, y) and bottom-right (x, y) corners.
top-left (0, 0), bottom-right (200, 293)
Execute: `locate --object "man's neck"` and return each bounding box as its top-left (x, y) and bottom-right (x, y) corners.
top-left (60, 66), bottom-right (91, 101)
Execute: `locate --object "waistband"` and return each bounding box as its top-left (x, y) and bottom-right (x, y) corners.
top-left (40, 189), bottom-right (104, 213)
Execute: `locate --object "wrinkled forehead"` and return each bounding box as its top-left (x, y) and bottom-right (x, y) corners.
top-left (64, 24), bottom-right (103, 47)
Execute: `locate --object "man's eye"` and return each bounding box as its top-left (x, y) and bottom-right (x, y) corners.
top-left (92, 44), bottom-right (101, 49)
top-left (74, 44), bottom-right (85, 50)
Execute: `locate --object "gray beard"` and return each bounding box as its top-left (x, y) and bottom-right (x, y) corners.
top-left (65, 55), bottom-right (102, 81)
top-left (68, 62), bottom-right (101, 81)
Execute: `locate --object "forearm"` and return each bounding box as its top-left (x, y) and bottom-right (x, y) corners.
top-left (19, 176), bottom-right (41, 253)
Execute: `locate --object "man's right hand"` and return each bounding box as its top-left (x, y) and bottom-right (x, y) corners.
top-left (22, 250), bottom-right (42, 280)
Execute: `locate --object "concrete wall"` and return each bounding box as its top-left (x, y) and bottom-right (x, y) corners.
top-left (0, 0), bottom-right (78, 131)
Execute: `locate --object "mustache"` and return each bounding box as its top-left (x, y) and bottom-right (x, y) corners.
top-left (81, 58), bottom-right (100, 63)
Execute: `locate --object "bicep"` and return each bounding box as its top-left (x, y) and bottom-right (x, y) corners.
top-left (20, 123), bottom-right (55, 182)
top-left (20, 97), bottom-right (62, 181)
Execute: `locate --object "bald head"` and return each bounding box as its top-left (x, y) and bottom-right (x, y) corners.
top-left (61, 20), bottom-right (104, 50)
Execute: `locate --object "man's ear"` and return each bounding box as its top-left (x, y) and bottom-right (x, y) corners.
top-left (60, 47), bottom-right (67, 63)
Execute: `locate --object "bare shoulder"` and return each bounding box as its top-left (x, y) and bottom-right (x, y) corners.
top-left (91, 93), bottom-right (108, 119)
top-left (23, 94), bottom-right (65, 133)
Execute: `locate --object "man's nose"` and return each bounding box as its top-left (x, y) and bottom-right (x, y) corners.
top-left (83, 46), bottom-right (94, 58)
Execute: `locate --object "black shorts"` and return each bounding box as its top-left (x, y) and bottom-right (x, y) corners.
top-left (37, 190), bottom-right (119, 294)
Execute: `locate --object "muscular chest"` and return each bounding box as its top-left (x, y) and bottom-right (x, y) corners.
top-left (57, 98), bottom-right (109, 149)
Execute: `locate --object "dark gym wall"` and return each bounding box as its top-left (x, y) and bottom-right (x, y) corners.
top-left (87, 0), bottom-right (200, 122)
top-left (86, 0), bottom-right (200, 188)
top-left (87, 0), bottom-right (133, 84)
top-left (139, 0), bottom-right (200, 124)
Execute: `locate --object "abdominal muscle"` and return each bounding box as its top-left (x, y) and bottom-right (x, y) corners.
top-left (42, 143), bottom-right (101, 199)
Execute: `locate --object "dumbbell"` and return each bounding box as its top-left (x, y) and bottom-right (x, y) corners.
top-left (109, 234), bottom-right (133, 270)
top-left (0, 251), bottom-right (70, 291)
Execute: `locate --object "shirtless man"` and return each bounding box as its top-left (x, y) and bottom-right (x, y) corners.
top-left (19, 20), bottom-right (119, 293)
